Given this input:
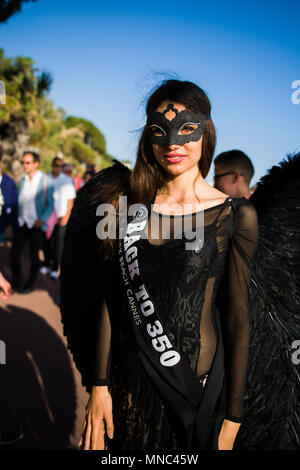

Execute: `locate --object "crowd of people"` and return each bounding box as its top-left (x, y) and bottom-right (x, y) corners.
top-left (0, 142), bottom-right (257, 299)
top-left (0, 148), bottom-right (100, 295)
top-left (0, 146), bottom-right (256, 299)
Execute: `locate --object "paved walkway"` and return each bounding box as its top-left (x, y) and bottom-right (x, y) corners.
top-left (0, 242), bottom-right (89, 449)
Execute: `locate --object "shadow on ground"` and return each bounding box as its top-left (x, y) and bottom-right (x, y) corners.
top-left (0, 304), bottom-right (76, 449)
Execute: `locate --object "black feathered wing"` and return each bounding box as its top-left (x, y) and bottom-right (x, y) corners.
top-left (60, 161), bottom-right (131, 393)
top-left (60, 155), bottom-right (300, 447)
top-left (235, 153), bottom-right (300, 449)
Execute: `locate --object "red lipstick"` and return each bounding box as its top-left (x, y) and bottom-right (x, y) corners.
top-left (165, 152), bottom-right (185, 163)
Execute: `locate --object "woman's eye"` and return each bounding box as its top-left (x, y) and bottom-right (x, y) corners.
top-left (150, 126), bottom-right (165, 136)
top-left (179, 124), bottom-right (198, 135)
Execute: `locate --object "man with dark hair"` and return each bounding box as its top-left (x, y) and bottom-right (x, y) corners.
top-left (0, 148), bottom-right (18, 242)
top-left (11, 151), bottom-right (55, 294)
top-left (213, 150), bottom-right (255, 198)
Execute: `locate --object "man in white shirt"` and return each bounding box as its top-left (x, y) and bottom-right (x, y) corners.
top-left (40, 157), bottom-right (76, 279)
top-left (11, 151), bottom-right (55, 294)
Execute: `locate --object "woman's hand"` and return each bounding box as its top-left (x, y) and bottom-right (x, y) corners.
top-left (0, 272), bottom-right (12, 299)
top-left (218, 419), bottom-right (241, 450)
top-left (78, 386), bottom-right (114, 450)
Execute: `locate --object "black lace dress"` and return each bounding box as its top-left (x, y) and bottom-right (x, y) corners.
top-left (92, 196), bottom-right (259, 450)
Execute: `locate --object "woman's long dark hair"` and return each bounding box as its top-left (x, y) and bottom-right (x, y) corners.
top-left (97, 79), bottom-right (216, 259)
top-left (130, 79), bottom-right (216, 204)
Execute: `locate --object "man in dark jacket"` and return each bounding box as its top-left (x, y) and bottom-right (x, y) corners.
top-left (0, 149), bottom-right (18, 242)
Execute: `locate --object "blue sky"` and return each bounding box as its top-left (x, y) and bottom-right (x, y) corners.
top-left (1, 0), bottom-right (299, 184)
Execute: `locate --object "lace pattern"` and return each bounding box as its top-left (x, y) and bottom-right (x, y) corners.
top-left (94, 197), bottom-right (259, 449)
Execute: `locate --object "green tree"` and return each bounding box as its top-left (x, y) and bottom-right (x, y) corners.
top-left (65, 138), bottom-right (99, 165)
top-left (0, 48), bottom-right (52, 121)
top-left (0, 48), bottom-right (113, 178)
top-left (64, 116), bottom-right (106, 155)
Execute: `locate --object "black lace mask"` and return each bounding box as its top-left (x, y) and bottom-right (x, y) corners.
top-left (146, 103), bottom-right (210, 146)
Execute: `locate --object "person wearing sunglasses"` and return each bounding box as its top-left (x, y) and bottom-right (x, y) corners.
top-left (213, 150), bottom-right (254, 199)
top-left (10, 151), bottom-right (54, 294)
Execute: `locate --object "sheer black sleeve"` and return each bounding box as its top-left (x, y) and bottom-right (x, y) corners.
top-left (220, 198), bottom-right (259, 422)
top-left (91, 256), bottom-right (119, 387)
top-left (92, 298), bottom-right (112, 386)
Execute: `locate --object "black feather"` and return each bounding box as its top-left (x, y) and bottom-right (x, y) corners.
top-left (60, 161), bottom-right (131, 393)
top-left (235, 153), bottom-right (300, 449)
top-left (60, 154), bottom-right (300, 449)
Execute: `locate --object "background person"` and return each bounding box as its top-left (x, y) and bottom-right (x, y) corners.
top-left (62, 163), bottom-right (77, 190)
top-left (40, 156), bottom-right (76, 280)
top-left (0, 148), bottom-right (18, 243)
top-left (10, 151), bottom-right (55, 294)
top-left (73, 171), bottom-right (83, 192)
top-left (62, 163), bottom-right (73, 178)
top-left (213, 150), bottom-right (254, 198)
top-left (81, 170), bottom-right (94, 186)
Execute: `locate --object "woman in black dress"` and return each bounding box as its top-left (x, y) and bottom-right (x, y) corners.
top-left (61, 79), bottom-right (259, 450)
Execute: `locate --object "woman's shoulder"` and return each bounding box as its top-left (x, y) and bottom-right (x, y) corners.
top-left (205, 189), bottom-right (253, 210)
top-left (231, 196), bottom-right (257, 213)
top-left (200, 187), bottom-right (231, 206)
top-left (229, 197), bottom-right (259, 239)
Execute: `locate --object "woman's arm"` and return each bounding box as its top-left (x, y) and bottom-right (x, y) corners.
top-left (79, 298), bottom-right (114, 450)
top-left (218, 199), bottom-right (259, 449)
